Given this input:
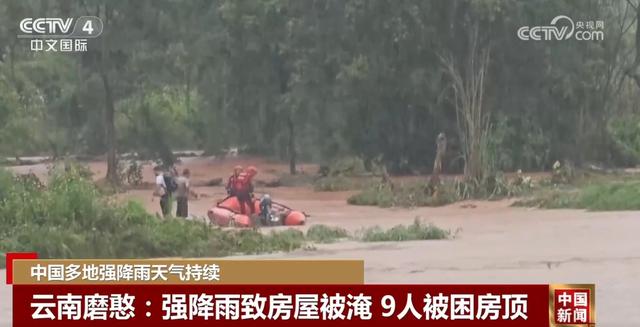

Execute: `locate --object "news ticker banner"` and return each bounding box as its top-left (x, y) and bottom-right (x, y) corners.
top-left (10, 258), bottom-right (364, 285)
top-left (6, 255), bottom-right (596, 326)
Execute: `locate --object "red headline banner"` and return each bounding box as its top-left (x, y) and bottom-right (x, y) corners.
top-left (14, 284), bottom-right (551, 326)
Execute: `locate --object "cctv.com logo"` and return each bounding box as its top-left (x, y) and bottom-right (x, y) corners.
top-left (518, 15), bottom-right (604, 41)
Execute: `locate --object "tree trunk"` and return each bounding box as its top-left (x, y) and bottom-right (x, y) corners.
top-left (627, 4), bottom-right (640, 88)
top-left (101, 72), bottom-right (118, 184)
top-left (288, 113), bottom-right (296, 175)
top-left (8, 44), bottom-right (15, 84)
top-left (273, 42), bottom-right (295, 174)
top-left (101, 3), bottom-right (118, 184)
top-left (185, 64), bottom-right (192, 113)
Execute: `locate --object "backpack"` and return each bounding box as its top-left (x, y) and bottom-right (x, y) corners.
top-left (163, 174), bottom-right (178, 194)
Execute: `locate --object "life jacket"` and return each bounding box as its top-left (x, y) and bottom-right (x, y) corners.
top-left (233, 172), bottom-right (254, 194)
top-left (227, 174), bottom-right (239, 190)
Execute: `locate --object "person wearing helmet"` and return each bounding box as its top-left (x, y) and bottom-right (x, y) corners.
top-left (226, 165), bottom-right (243, 196)
top-left (259, 193), bottom-right (275, 225)
top-left (234, 166), bottom-right (258, 215)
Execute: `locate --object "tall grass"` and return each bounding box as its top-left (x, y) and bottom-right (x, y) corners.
top-left (358, 219), bottom-right (451, 242)
top-left (313, 176), bottom-right (375, 192)
top-left (306, 225), bottom-right (349, 243)
top-left (577, 182), bottom-right (640, 211)
top-left (348, 183), bottom-right (459, 208)
top-left (348, 172), bottom-right (536, 208)
top-left (513, 181), bottom-right (640, 211)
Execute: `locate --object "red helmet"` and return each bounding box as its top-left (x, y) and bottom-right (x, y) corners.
top-left (246, 166), bottom-right (258, 176)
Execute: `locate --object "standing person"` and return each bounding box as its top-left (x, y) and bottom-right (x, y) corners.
top-left (428, 132), bottom-right (447, 195)
top-left (234, 166), bottom-right (258, 215)
top-left (163, 169), bottom-right (178, 214)
top-left (226, 165), bottom-right (243, 196)
top-left (152, 166), bottom-right (170, 217)
top-left (175, 168), bottom-right (197, 218)
top-left (433, 132), bottom-right (447, 175)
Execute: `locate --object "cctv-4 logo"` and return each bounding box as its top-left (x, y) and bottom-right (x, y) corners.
top-left (20, 18), bottom-right (74, 35)
top-left (19, 17), bottom-right (101, 37)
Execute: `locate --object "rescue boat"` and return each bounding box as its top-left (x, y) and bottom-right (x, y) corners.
top-left (207, 195), bottom-right (306, 227)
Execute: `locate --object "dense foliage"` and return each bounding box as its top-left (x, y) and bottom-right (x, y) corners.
top-left (1, 1), bottom-right (640, 176)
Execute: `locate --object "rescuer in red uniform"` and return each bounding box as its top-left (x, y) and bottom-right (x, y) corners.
top-left (226, 165), bottom-right (243, 196)
top-left (234, 166), bottom-right (258, 215)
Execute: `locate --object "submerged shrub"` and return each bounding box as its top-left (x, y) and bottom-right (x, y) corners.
top-left (577, 182), bottom-right (640, 211)
top-left (348, 182), bottom-right (458, 208)
top-left (358, 219), bottom-right (451, 242)
top-left (313, 176), bottom-right (374, 192)
top-left (306, 225), bottom-right (349, 243)
top-left (512, 180), bottom-right (640, 211)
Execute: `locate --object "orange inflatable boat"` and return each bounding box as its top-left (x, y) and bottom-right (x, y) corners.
top-left (207, 195), bottom-right (306, 227)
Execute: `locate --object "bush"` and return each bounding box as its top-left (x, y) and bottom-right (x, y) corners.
top-left (358, 219), bottom-right (451, 242)
top-left (348, 172), bottom-right (534, 208)
top-left (348, 185), bottom-right (395, 207)
top-left (323, 156), bottom-right (367, 177)
top-left (277, 173), bottom-right (315, 187)
top-left (551, 160), bottom-right (576, 184)
top-left (348, 183), bottom-right (458, 208)
top-left (453, 172), bottom-right (534, 200)
top-left (577, 182), bottom-right (640, 211)
top-left (306, 225), bottom-right (349, 243)
top-left (202, 228), bottom-right (303, 255)
top-left (512, 189), bottom-right (579, 209)
top-left (314, 176), bottom-right (354, 191)
top-left (609, 117), bottom-right (640, 163)
top-left (49, 160), bottom-right (94, 180)
top-left (314, 176), bottom-right (374, 192)
top-left (513, 181), bottom-right (640, 211)
top-left (121, 160), bottom-right (144, 186)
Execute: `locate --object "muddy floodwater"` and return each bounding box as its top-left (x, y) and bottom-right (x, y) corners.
top-left (2, 157), bottom-right (640, 326)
